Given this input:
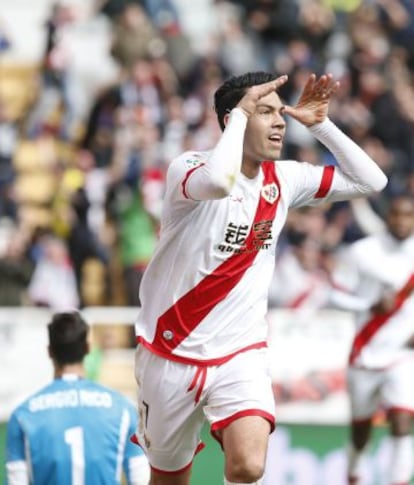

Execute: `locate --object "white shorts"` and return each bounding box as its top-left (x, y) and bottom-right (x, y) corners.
top-left (133, 345), bottom-right (276, 473)
top-left (347, 359), bottom-right (414, 421)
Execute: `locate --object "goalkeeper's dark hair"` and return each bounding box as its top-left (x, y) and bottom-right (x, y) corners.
top-left (214, 71), bottom-right (278, 131)
top-left (48, 312), bottom-right (89, 365)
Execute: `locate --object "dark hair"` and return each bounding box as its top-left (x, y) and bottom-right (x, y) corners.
top-left (48, 312), bottom-right (89, 365)
top-left (386, 192), bottom-right (414, 211)
top-left (392, 192), bottom-right (414, 203)
top-left (214, 71), bottom-right (278, 131)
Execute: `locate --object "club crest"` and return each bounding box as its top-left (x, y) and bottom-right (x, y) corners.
top-left (261, 183), bottom-right (279, 204)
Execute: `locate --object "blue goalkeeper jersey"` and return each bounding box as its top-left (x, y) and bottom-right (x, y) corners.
top-left (6, 375), bottom-right (145, 485)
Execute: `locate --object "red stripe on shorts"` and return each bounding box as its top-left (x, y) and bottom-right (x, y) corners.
top-left (210, 409), bottom-right (276, 446)
top-left (136, 337), bottom-right (267, 366)
top-left (150, 442), bottom-right (205, 475)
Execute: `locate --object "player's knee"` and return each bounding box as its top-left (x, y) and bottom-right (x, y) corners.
top-left (389, 410), bottom-right (413, 436)
top-left (226, 455), bottom-right (265, 483)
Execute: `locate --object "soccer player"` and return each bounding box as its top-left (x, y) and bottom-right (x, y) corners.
top-left (133, 71), bottom-right (388, 485)
top-left (6, 311), bottom-right (150, 485)
top-left (331, 195), bottom-right (414, 485)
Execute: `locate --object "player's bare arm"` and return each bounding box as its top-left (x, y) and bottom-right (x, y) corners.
top-left (370, 293), bottom-right (397, 315)
top-left (406, 334), bottom-right (414, 348)
top-left (284, 73), bottom-right (340, 126)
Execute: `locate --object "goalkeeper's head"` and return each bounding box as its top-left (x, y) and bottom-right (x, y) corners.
top-left (48, 311), bottom-right (89, 368)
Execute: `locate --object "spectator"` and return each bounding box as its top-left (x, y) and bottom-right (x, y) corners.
top-left (232, 0), bottom-right (301, 71)
top-left (0, 225), bottom-right (33, 306)
top-left (0, 15), bottom-right (11, 53)
top-left (110, 3), bottom-right (165, 70)
top-left (0, 100), bottom-right (17, 188)
top-left (25, 1), bottom-right (79, 139)
top-left (28, 234), bottom-right (79, 310)
top-left (0, 100), bottom-right (18, 220)
top-left (67, 187), bottom-right (109, 305)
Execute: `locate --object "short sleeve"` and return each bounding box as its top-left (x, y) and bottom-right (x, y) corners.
top-left (167, 152), bottom-right (208, 202)
top-left (6, 412), bottom-right (26, 462)
top-left (277, 161), bottom-right (336, 208)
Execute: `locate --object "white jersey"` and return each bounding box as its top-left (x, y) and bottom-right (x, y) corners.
top-left (268, 249), bottom-right (330, 313)
top-left (333, 233), bottom-right (414, 368)
top-left (135, 109), bottom-right (387, 365)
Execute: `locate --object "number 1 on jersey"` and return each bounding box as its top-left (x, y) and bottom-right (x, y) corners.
top-left (64, 426), bottom-right (85, 485)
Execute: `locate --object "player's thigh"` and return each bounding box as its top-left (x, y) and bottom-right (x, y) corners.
top-left (150, 467), bottom-right (192, 485)
top-left (347, 367), bottom-right (382, 419)
top-left (382, 360), bottom-right (414, 413)
top-left (134, 346), bottom-right (206, 472)
top-left (205, 348), bottom-right (275, 447)
top-left (222, 415), bottom-right (271, 478)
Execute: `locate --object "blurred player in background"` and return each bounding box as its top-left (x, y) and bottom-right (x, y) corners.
top-left (6, 311), bottom-right (150, 485)
top-left (331, 194), bottom-right (414, 485)
top-left (133, 71), bottom-right (388, 485)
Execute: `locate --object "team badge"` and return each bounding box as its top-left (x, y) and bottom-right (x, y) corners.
top-left (261, 183), bottom-right (279, 204)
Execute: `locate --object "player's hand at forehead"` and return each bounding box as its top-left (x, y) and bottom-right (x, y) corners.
top-left (284, 73), bottom-right (340, 127)
top-left (236, 75), bottom-right (288, 118)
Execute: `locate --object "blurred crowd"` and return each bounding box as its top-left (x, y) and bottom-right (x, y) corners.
top-left (0, 0), bottom-right (414, 314)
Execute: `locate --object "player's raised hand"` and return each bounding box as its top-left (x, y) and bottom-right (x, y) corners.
top-left (284, 73), bottom-right (340, 127)
top-left (236, 75), bottom-right (288, 117)
top-left (370, 293), bottom-right (396, 314)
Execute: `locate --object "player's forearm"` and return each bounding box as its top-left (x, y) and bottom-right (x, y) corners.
top-left (309, 118), bottom-right (388, 194)
top-left (349, 198), bottom-right (386, 236)
top-left (328, 288), bottom-right (372, 312)
top-left (186, 108), bottom-right (247, 200)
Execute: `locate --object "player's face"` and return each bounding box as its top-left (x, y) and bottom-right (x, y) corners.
top-left (243, 91), bottom-right (286, 164)
top-left (386, 198), bottom-right (414, 241)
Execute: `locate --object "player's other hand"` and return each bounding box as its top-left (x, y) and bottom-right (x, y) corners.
top-left (406, 334), bottom-right (414, 348)
top-left (370, 293), bottom-right (396, 315)
top-left (284, 73), bottom-right (340, 127)
top-left (236, 75), bottom-right (288, 118)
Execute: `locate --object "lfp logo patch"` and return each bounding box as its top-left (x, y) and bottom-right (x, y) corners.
top-left (185, 158), bottom-right (203, 168)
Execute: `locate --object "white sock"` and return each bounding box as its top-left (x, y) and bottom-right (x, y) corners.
top-left (347, 444), bottom-right (366, 481)
top-left (389, 435), bottom-right (414, 484)
top-left (224, 477), bottom-right (263, 485)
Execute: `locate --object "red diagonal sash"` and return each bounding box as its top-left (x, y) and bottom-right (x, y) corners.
top-left (349, 273), bottom-right (414, 364)
top-left (287, 287), bottom-right (314, 309)
top-left (153, 162), bottom-right (281, 353)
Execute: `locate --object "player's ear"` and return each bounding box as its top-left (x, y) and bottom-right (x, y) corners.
top-left (223, 108), bottom-right (232, 128)
top-left (223, 112), bottom-right (230, 127)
